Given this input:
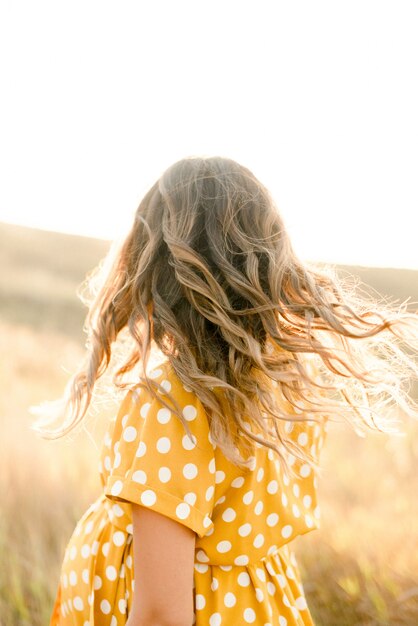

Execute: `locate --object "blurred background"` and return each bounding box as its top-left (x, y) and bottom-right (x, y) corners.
top-left (1, 1), bottom-right (417, 625)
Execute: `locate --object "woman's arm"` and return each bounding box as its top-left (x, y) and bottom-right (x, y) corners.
top-left (126, 503), bottom-right (196, 626)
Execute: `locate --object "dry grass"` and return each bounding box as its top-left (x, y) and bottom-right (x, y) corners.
top-left (1, 222), bottom-right (418, 625)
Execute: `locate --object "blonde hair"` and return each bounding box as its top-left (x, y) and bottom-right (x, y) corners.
top-left (33, 155), bottom-right (418, 478)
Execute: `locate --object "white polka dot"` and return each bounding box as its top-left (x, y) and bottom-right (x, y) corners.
top-left (231, 476), bottom-right (245, 488)
top-left (298, 432), bottom-right (308, 446)
top-left (81, 544), bottom-right (90, 558)
top-left (254, 500), bottom-right (263, 515)
top-left (157, 408), bottom-right (171, 423)
top-left (243, 490), bottom-right (254, 504)
top-left (112, 504), bottom-right (124, 518)
top-left (126, 555), bottom-right (132, 568)
top-left (157, 437), bottom-right (171, 453)
top-left (100, 600), bottom-right (111, 614)
top-left (84, 520), bottom-right (94, 534)
top-left (203, 515), bottom-right (212, 528)
top-left (256, 568), bottom-right (266, 582)
top-left (286, 566), bottom-right (295, 580)
top-left (104, 456), bottom-right (111, 471)
top-left (101, 542), bottom-right (109, 557)
top-left (234, 554), bottom-right (249, 565)
top-left (93, 575), bottom-right (102, 590)
top-left (238, 523), bottom-right (252, 537)
top-left (159, 466), bottom-right (171, 482)
top-left (141, 490), bottom-right (157, 506)
top-left (238, 572), bottom-right (251, 586)
top-left (277, 574), bottom-right (286, 588)
top-left (123, 426), bottom-right (137, 442)
top-left (300, 463), bottom-right (312, 477)
top-left (305, 514), bottom-right (314, 527)
top-left (209, 614), bottom-right (222, 626)
top-left (267, 581), bottom-right (276, 596)
top-left (293, 484), bottom-right (300, 497)
top-left (295, 595), bottom-right (308, 610)
top-left (281, 525), bottom-right (293, 538)
top-left (267, 480), bottom-right (279, 494)
top-left (110, 480), bottom-right (123, 496)
top-left (314, 505), bottom-right (321, 519)
top-left (73, 596), bottom-right (84, 611)
top-left (205, 485), bottom-right (215, 501)
top-left (69, 570), bottom-right (77, 586)
top-left (132, 470), bottom-right (147, 484)
top-left (196, 594), bottom-right (206, 610)
top-left (149, 368), bottom-right (163, 378)
top-left (114, 451), bottom-right (121, 468)
top-left (283, 593), bottom-right (291, 607)
top-left (195, 563), bottom-right (209, 572)
top-left (118, 598), bottom-right (127, 613)
top-left (196, 549), bottom-right (209, 563)
top-left (208, 458), bottom-right (216, 473)
top-left (136, 441), bottom-right (147, 457)
top-left (113, 531), bottom-right (125, 547)
top-left (140, 402), bottom-right (151, 418)
top-left (266, 546), bottom-right (278, 559)
top-left (281, 493), bottom-right (288, 506)
top-left (182, 433), bottom-right (197, 450)
top-left (244, 607), bottom-right (256, 622)
top-left (253, 533), bottom-right (265, 548)
top-left (303, 494), bottom-right (312, 508)
top-left (215, 470), bottom-right (226, 483)
top-left (126, 524), bottom-right (133, 534)
top-left (216, 540), bottom-right (232, 553)
top-left (211, 577), bottom-right (219, 591)
top-left (279, 617), bottom-right (288, 626)
top-left (69, 546), bottom-right (77, 560)
top-left (292, 504), bottom-right (301, 517)
top-left (184, 492), bottom-right (197, 506)
top-left (176, 502), bottom-right (191, 519)
top-left (106, 565), bottom-right (117, 581)
top-left (183, 405), bottom-right (197, 421)
top-left (224, 592), bottom-right (236, 607)
top-left (81, 569), bottom-right (89, 584)
top-left (160, 379), bottom-right (171, 393)
top-left (256, 467), bottom-right (264, 481)
top-left (110, 617), bottom-right (117, 626)
top-left (222, 508), bottom-right (236, 522)
top-left (183, 463), bottom-right (198, 479)
top-left (256, 588), bottom-right (264, 602)
top-left (267, 513), bottom-right (279, 527)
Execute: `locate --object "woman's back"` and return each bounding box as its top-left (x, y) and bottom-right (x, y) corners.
top-left (49, 358), bottom-right (327, 625)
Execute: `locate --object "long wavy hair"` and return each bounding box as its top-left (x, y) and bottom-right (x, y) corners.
top-left (33, 155), bottom-right (418, 478)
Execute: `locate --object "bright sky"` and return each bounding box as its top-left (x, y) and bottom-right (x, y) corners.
top-left (0, 1), bottom-right (417, 269)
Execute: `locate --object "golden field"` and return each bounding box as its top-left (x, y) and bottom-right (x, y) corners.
top-left (1, 222), bottom-right (418, 626)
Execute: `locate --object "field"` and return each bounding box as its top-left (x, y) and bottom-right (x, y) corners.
top-left (1, 222), bottom-right (418, 626)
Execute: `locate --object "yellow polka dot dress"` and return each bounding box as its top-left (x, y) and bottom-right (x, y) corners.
top-left (50, 360), bottom-right (328, 625)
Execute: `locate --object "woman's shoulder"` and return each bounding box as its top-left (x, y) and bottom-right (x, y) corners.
top-left (133, 358), bottom-right (191, 399)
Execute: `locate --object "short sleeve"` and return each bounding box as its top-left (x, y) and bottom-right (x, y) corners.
top-left (103, 366), bottom-right (217, 539)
